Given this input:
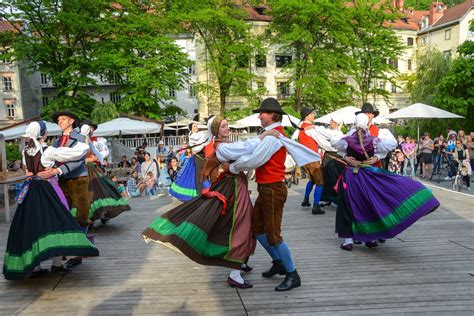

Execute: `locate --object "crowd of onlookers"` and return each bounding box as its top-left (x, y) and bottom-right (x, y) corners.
top-left (110, 140), bottom-right (191, 198)
top-left (387, 129), bottom-right (473, 191)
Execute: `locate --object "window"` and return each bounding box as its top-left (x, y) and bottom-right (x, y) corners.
top-left (188, 63), bottom-right (196, 75)
top-left (388, 58), bottom-right (398, 70)
top-left (443, 50), bottom-right (452, 60)
top-left (168, 87), bottom-right (176, 98)
top-left (407, 59), bottom-right (412, 71)
top-left (277, 81), bottom-right (290, 100)
top-left (110, 92), bottom-right (122, 104)
top-left (407, 37), bottom-right (414, 46)
top-left (40, 73), bottom-right (51, 86)
top-left (445, 29), bottom-right (451, 40)
top-left (5, 101), bottom-right (15, 118)
top-left (421, 36), bottom-right (427, 46)
top-left (188, 84), bottom-right (196, 98)
top-left (256, 54), bottom-right (266, 68)
top-left (256, 81), bottom-right (265, 90)
top-left (275, 55), bottom-right (292, 67)
top-left (42, 96), bottom-right (49, 107)
top-left (391, 84), bottom-right (397, 93)
top-left (379, 81), bottom-right (386, 90)
top-left (3, 76), bottom-right (12, 91)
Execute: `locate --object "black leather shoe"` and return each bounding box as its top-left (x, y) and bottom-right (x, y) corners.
top-left (275, 270), bottom-right (301, 291)
top-left (64, 258), bottom-right (82, 269)
top-left (262, 260), bottom-right (286, 278)
top-left (365, 241), bottom-right (378, 248)
top-left (30, 269), bottom-right (49, 278)
top-left (301, 197), bottom-right (310, 207)
top-left (227, 277), bottom-right (253, 289)
top-left (311, 205), bottom-right (325, 215)
top-left (51, 265), bottom-right (72, 273)
top-left (319, 201), bottom-right (331, 207)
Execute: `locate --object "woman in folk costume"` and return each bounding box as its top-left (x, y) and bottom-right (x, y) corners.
top-left (80, 119), bottom-right (130, 224)
top-left (3, 121), bottom-right (99, 280)
top-left (169, 119), bottom-right (216, 201)
top-left (143, 117), bottom-right (279, 288)
top-left (331, 114), bottom-right (440, 251)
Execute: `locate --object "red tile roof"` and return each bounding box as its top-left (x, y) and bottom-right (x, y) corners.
top-left (243, 5), bottom-right (272, 22)
top-left (431, 0), bottom-right (474, 28)
top-left (0, 21), bottom-right (18, 33)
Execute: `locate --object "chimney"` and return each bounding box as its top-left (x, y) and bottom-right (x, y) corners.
top-left (429, 2), bottom-right (445, 25)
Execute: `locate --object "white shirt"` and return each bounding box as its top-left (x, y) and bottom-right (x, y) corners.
top-left (227, 122), bottom-right (321, 174)
top-left (304, 126), bottom-right (343, 152)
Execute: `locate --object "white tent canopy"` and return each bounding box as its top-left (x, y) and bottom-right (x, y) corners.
top-left (315, 106), bottom-right (391, 125)
top-left (166, 118), bottom-right (199, 128)
top-left (384, 103), bottom-right (464, 119)
top-left (385, 103), bottom-right (464, 140)
top-left (0, 121), bottom-right (62, 140)
top-left (95, 118), bottom-right (171, 137)
top-left (236, 113), bottom-right (300, 127)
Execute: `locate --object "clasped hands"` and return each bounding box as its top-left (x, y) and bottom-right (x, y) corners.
top-left (344, 156), bottom-right (378, 167)
top-left (259, 129), bottom-right (280, 140)
top-left (37, 167), bottom-right (61, 179)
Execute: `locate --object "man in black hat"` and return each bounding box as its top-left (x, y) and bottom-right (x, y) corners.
top-left (297, 107), bottom-right (325, 215)
top-left (42, 110), bottom-right (91, 269)
top-left (227, 97), bottom-right (301, 291)
top-left (356, 102), bottom-right (379, 137)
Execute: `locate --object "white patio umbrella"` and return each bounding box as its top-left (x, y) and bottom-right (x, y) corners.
top-left (166, 118), bottom-right (200, 128)
top-left (95, 118), bottom-right (172, 136)
top-left (315, 106), bottom-right (392, 125)
top-left (236, 113), bottom-right (300, 127)
top-left (385, 103), bottom-right (464, 140)
top-left (0, 121), bottom-right (62, 140)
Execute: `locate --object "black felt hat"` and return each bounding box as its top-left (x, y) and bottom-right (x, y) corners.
top-left (300, 107), bottom-right (315, 120)
top-left (80, 118), bottom-right (98, 130)
top-left (355, 102), bottom-right (379, 117)
top-left (51, 110), bottom-right (80, 128)
top-left (252, 98), bottom-right (286, 115)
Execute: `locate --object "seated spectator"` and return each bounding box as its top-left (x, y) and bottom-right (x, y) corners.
top-left (141, 152), bottom-right (158, 179)
top-left (117, 155), bottom-right (131, 168)
top-left (110, 173), bottom-right (129, 199)
top-left (135, 142), bottom-right (147, 163)
top-left (127, 170), bottom-right (145, 197)
top-left (168, 157), bottom-right (181, 183)
top-left (145, 171), bottom-right (157, 196)
top-left (155, 140), bottom-right (169, 162)
top-left (131, 156), bottom-right (141, 174)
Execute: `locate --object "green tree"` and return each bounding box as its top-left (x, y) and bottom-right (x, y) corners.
top-left (268, 0), bottom-right (353, 112)
top-left (90, 102), bottom-right (119, 124)
top-left (345, 0), bottom-right (406, 105)
top-left (0, 0), bottom-right (190, 120)
top-left (404, 0), bottom-right (466, 10)
top-left (165, 0), bottom-right (260, 116)
top-left (434, 21), bottom-right (474, 132)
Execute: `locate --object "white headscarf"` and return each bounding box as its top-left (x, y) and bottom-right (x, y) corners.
top-left (80, 124), bottom-right (91, 136)
top-left (23, 122), bottom-right (44, 157)
top-left (354, 113), bottom-right (369, 130)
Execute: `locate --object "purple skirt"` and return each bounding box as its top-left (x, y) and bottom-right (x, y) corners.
top-left (342, 166), bottom-right (439, 242)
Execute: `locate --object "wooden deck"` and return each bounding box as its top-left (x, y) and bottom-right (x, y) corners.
top-left (1, 180), bottom-right (473, 315)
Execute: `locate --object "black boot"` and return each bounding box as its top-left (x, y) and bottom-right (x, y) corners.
top-left (311, 204), bottom-right (325, 215)
top-left (262, 260), bottom-right (286, 278)
top-left (275, 269), bottom-right (301, 291)
top-left (301, 197), bottom-right (310, 207)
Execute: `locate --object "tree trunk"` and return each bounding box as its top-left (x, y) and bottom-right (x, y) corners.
top-left (219, 88), bottom-right (226, 116)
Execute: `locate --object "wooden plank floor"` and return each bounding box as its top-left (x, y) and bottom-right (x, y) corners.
top-left (0, 179), bottom-right (473, 315)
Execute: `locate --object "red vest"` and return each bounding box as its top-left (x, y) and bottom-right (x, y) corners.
top-left (298, 121), bottom-right (318, 153)
top-left (369, 124), bottom-right (379, 137)
top-left (255, 125), bottom-right (287, 184)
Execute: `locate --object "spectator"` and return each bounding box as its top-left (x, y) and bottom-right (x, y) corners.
top-left (451, 139), bottom-right (471, 191)
top-left (131, 156), bottom-right (141, 174)
top-left (155, 140), bottom-right (169, 162)
top-left (467, 135), bottom-right (474, 175)
top-left (445, 134), bottom-right (457, 180)
top-left (145, 171), bottom-right (157, 196)
top-left (167, 146), bottom-right (175, 163)
top-left (458, 130), bottom-right (467, 145)
top-left (168, 157), bottom-right (181, 183)
top-left (388, 149), bottom-right (403, 175)
top-left (414, 137), bottom-right (424, 176)
top-left (141, 152), bottom-right (158, 180)
top-left (135, 142), bottom-right (147, 163)
top-left (110, 173), bottom-right (129, 199)
top-left (397, 135), bottom-right (406, 175)
top-left (419, 132), bottom-right (434, 179)
top-left (402, 137), bottom-right (416, 177)
top-left (117, 155), bottom-right (131, 168)
top-left (127, 170), bottom-right (145, 197)
top-left (433, 134), bottom-right (445, 176)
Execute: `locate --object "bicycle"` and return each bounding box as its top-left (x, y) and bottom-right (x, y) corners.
top-left (452, 160), bottom-right (470, 192)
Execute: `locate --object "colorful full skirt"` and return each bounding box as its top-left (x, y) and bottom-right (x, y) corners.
top-left (340, 166), bottom-right (439, 242)
top-left (169, 156), bottom-right (210, 201)
top-left (87, 163), bottom-right (131, 221)
top-left (143, 173), bottom-right (255, 269)
top-left (3, 179), bottom-right (99, 280)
